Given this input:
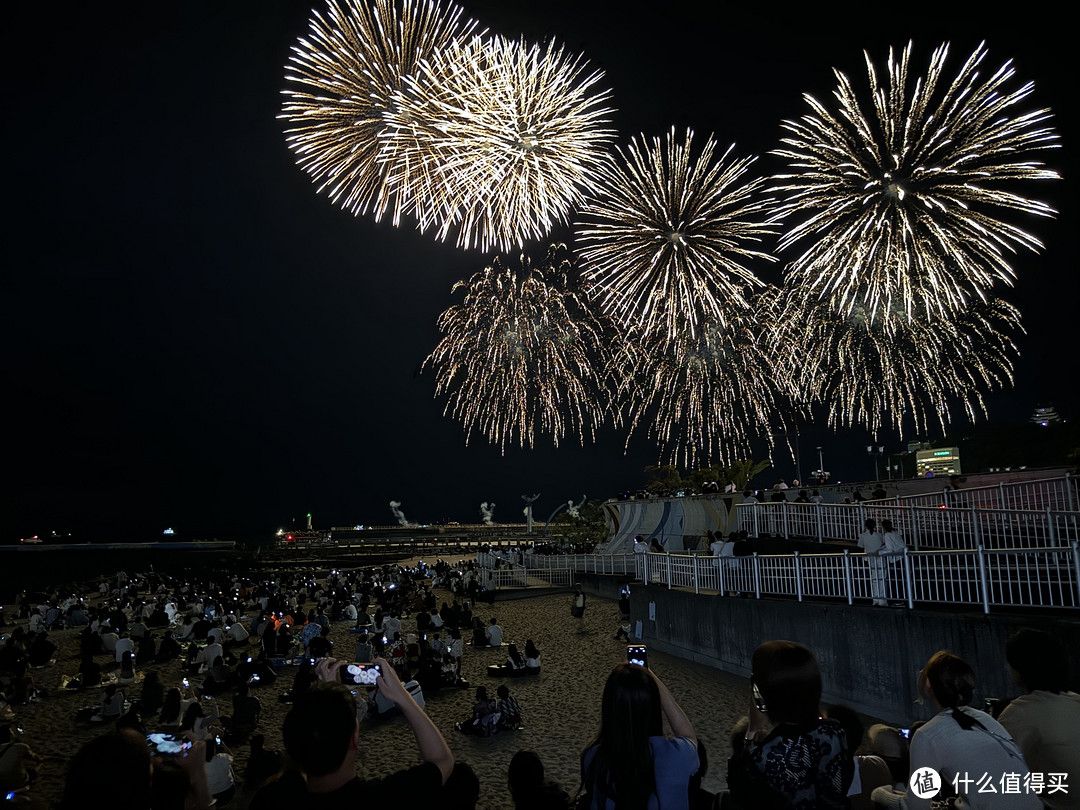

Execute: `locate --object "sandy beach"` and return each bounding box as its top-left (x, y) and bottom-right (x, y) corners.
top-left (4, 568), bottom-right (756, 808)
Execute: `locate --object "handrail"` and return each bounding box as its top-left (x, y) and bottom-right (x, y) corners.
top-left (476, 546), bottom-right (1080, 614)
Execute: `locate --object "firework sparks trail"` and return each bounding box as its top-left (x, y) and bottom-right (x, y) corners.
top-left (281, 0), bottom-right (479, 224)
top-left (618, 292), bottom-right (793, 469)
top-left (424, 245), bottom-right (616, 452)
top-left (768, 286), bottom-right (1023, 437)
top-left (772, 41), bottom-right (1059, 327)
top-left (576, 127), bottom-right (776, 346)
top-left (384, 35), bottom-right (616, 252)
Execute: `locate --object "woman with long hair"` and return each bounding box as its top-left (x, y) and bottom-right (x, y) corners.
top-left (581, 663), bottom-right (698, 810)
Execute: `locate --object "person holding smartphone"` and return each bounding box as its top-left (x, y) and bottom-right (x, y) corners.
top-left (727, 640), bottom-right (852, 809)
top-left (580, 662), bottom-right (698, 809)
top-left (250, 657), bottom-right (455, 807)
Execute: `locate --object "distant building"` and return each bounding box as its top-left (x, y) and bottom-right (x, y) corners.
top-left (1030, 405), bottom-right (1063, 426)
top-left (916, 447), bottom-right (961, 477)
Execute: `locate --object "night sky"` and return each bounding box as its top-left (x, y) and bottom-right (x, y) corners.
top-left (6, 1), bottom-right (1074, 541)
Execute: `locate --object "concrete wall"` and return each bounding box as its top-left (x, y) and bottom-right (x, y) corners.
top-left (628, 584), bottom-right (1080, 725)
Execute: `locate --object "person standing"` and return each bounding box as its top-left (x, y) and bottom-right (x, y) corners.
top-left (571, 586), bottom-right (586, 634)
top-left (857, 519), bottom-right (887, 607)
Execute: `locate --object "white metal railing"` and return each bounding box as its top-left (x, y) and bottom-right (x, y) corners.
top-left (731, 501), bottom-right (1080, 550)
top-left (478, 547), bottom-right (1080, 613)
top-left (634, 547), bottom-right (1080, 612)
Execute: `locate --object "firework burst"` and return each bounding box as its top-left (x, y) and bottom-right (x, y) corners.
top-left (424, 245), bottom-right (614, 451)
top-left (769, 286), bottom-right (1023, 437)
top-left (773, 41), bottom-right (1059, 327)
top-left (576, 128), bottom-right (776, 345)
top-left (619, 295), bottom-right (792, 468)
top-left (281, 0), bottom-right (478, 223)
top-left (382, 35), bottom-right (615, 252)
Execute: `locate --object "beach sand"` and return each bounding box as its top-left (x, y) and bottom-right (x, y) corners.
top-left (4, 574), bottom-right (752, 808)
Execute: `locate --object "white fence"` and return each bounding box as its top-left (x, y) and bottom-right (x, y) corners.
top-left (734, 501), bottom-right (1080, 551)
top-left (638, 547), bottom-right (1080, 612)
top-left (476, 547), bottom-right (1080, 614)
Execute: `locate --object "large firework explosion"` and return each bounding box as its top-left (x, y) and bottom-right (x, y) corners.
top-left (281, 0), bottom-right (478, 224)
top-left (577, 127), bottom-right (775, 345)
top-left (772, 41), bottom-right (1059, 328)
top-left (618, 295), bottom-right (792, 468)
top-left (384, 35), bottom-right (616, 252)
top-left (424, 245), bottom-right (615, 452)
top-left (769, 287), bottom-right (1024, 437)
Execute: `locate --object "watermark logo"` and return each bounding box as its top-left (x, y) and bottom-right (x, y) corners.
top-left (910, 767), bottom-right (942, 799)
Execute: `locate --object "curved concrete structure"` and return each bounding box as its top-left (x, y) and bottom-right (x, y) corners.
top-left (602, 494), bottom-right (742, 552)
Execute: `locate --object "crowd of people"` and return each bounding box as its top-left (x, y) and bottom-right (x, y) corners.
top-left (1, 556), bottom-right (1077, 809)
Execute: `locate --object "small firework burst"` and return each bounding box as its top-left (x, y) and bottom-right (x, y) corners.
top-left (576, 127), bottom-right (776, 346)
top-left (281, 0), bottom-right (478, 223)
top-left (769, 286), bottom-right (1023, 437)
top-left (424, 245), bottom-right (615, 451)
top-left (619, 296), bottom-right (791, 468)
top-left (773, 41), bottom-right (1059, 327)
top-left (382, 35), bottom-right (616, 252)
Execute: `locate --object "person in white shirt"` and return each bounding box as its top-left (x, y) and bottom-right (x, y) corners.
top-left (485, 618), bottom-right (503, 647)
top-left (857, 518), bottom-right (887, 606)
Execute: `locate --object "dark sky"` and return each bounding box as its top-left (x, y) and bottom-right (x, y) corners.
top-left (5, 1), bottom-right (1074, 540)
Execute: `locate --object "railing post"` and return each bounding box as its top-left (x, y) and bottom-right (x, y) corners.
top-left (752, 553), bottom-right (761, 599)
top-left (1066, 473), bottom-right (1076, 513)
top-left (1047, 507), bottom-right (1055, 546)
top-left (1072, 541), bottom-right (1080, 609)
top-left (717, 556), bottom-right (726, 596)
top-left (692, 555), bottom-right (700, 595)
top-left (842, 549), bottom-right (854, 605)
top-left (794, 551), bottom-right (803, 602)
top-left (783, 504), bottom-right (790, 540)
top-left (665, 553), bottom-right (672, 590)
top-left (976, 544), bottom-right (991, 614)
top-left (912, 507), bottom-right (921, 551)
top-left (816, 504), bottom-right (824, 544)
top-left (902, 549), bottom-right (915, 610)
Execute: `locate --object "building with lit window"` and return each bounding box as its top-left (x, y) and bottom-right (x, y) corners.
top-left (915, 447), bottom-right (961, 477)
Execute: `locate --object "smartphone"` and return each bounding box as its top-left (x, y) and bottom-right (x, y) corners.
top-left (627, 645), bottom-right (647, 668)
top-left (898, 727), bottom-right (912, 739)
top-left (147, 733), bottom-right (193, 756)
top-left (752, 681), bottom-right (768, 713)
top-left (339, 662), bottom-right (382, 686)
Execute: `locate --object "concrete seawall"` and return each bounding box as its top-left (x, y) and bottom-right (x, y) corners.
top-left (618, 583), bottom-right (1080, 724)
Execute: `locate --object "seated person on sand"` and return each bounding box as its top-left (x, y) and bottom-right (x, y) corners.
top-left (221, 681), bottom-right (262, 742)
top-left (114, 633), bottom-right (135, 664)
top-left (470, 618), bottom-right (488, 648)
top-left (139, 672), bottom-right (165, 718)
top-left (94, 683), bottom-right (126, 722)
top-left (457, 686), bottom-right (500, 737)
top-left (524, 640), bottom-right (541, 674)
top-left (28, 632), bottom-right (57, 668)
top-left (118, 650), bottom-right (137, 685)
top-left (0, 724), bottom-right (42, 794)
top-left (180, 700), bottom-right (219, 742)
top-left (486, 617), bottom-right (504, 648)
top-left (497, 684), bottom-right (523, 730)
top-left (487, 644), bottom-right (527, 678)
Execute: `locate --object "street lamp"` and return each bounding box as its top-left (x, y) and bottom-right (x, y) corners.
top-left (867, 445), bottom-right (884, 481)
